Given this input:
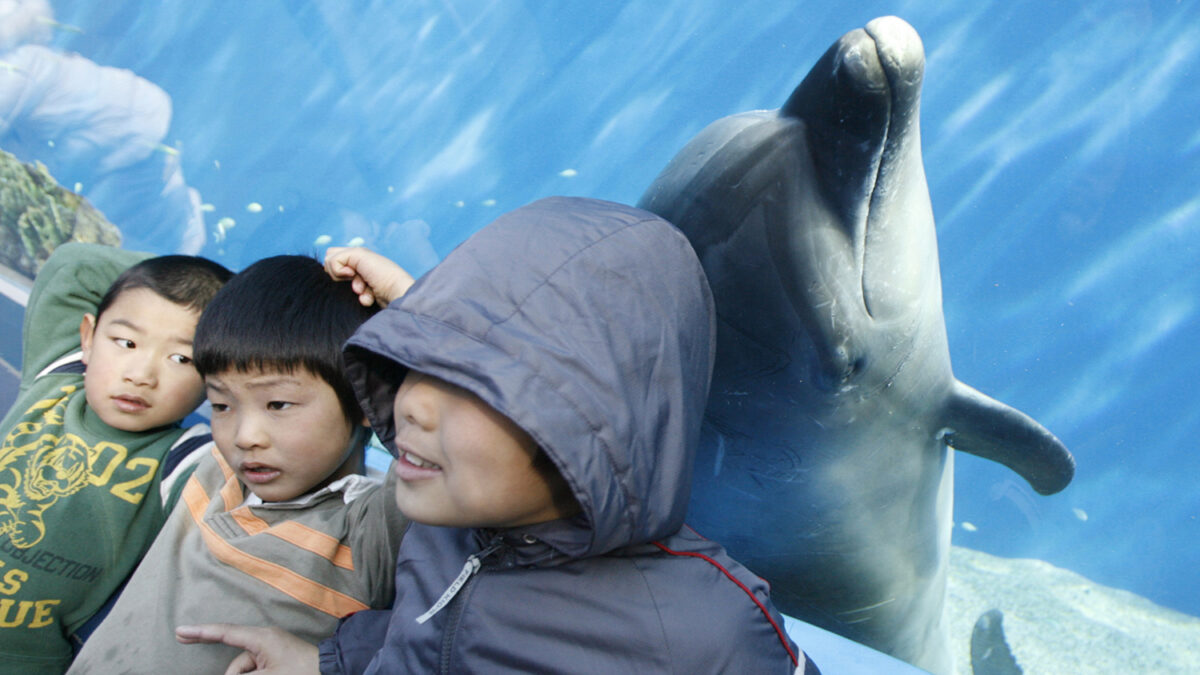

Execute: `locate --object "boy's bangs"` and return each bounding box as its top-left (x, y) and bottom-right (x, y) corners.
top-left (193, 255), bottom-right (379, 424)
top-left (96, 254), bottom-right (232, 319)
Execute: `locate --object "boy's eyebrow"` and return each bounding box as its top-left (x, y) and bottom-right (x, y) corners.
top-left (243, 375), bottom-right (304, 389)
top-left (106, 317), bottom-right (194, 347)
top-left (106, 317), bottom-right (145, 334)
top-left (206, 374), bottom-right (305, 390)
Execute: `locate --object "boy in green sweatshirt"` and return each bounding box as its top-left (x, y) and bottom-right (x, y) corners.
top-left (0, 243), bottom-right (231, 673)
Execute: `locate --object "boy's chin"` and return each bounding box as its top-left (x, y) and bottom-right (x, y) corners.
top-left (241, 473), bottom-right (318, 503)
top-left (88, 390), bottom-right (196, 433)
top-left (244, 483), bottom-right (301, 503)
top-left (391, 497), bottom-right (476, 529)
top-left (93, 406), bottom-right (166, 433)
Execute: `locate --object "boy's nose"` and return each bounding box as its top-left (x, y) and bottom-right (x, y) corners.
top-left (123, 358), bottom-right (158, 387)
top-left (234, 416), bottom-right (269, 450)
top-left (393, 383), bottom-right (436, 431)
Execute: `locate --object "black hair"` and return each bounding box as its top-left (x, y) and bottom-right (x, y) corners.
top-left (192, 255), bottom-right (379, 423)
top-left (96, 254), bottom-right (233, 319)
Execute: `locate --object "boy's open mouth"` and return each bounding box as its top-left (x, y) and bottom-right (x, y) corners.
top-left (240, 462), bottom-right (282, 484)
top-left (400, 451), bottom-right (441, 470)
top-left (112, 394), bottom-right (150, 413)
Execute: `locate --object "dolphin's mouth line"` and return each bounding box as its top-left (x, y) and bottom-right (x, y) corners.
top-left (859, 29), bottom-right (895, 322)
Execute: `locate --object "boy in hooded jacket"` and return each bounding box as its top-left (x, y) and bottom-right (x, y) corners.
top-left (178, 197), bottom-right (819, 674)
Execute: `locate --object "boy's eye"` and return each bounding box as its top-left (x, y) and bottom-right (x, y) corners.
top-left (170, 354), bottom-right (193, 365)
top-left (209, 402), bottom-right (229, 413)
top-left (113, 338), bottom-right (135, 349)
top-left (267, 401), bottom-right (294, 411)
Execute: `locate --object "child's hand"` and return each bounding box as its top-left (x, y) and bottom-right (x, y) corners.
top-left (324, 246), bottom-right (415, 307)
top-left (176, 624), bottom-right (318, 675)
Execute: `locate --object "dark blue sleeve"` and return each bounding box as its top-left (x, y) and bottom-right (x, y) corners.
top-left (318, 609), bottom-right (392, 675)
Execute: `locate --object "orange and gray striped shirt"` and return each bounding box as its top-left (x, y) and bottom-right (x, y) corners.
top-left (67, 446), bottom-right (407, 675)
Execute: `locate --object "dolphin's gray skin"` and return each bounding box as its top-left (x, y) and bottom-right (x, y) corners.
top-left (638, 16), bottom-right (1074, 674)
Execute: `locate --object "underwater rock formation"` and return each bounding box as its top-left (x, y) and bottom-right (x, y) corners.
top-left (970, 609), bottom-right (1023, 675)
top-left (0, 148), bottom-right (120, 278)
top-left (0, 42), bottom-right (205, 254)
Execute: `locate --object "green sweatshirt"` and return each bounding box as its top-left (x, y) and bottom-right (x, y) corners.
top-left (0, 243), bottom-right (192, 674)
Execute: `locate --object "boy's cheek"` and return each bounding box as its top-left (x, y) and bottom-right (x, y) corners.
top-left (207, 411), bottom-right (240, 450)
top-left (80, 370), bottom-right (103, 412)
top-left (209, 416), bottom-right (230, 438)
top-left (181, 376), bottom-right (208, 409)
top-left (163, 374), bottom-right (208, 423)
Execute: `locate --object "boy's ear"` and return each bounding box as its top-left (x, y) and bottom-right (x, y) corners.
top-left (79, 313), bottom-right (97, 365)
top-left (360, 415), bottom-right (371, 428)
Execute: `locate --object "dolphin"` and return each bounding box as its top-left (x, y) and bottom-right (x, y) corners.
top-left (638, 16), bottom-right (1074, 674)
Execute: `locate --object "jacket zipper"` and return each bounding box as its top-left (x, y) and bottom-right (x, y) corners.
top-left (436, 541), bottom-right (506, 674)
top-left (417, 541), bottom-right (502, 624)
top-left (438, 566), bottom-right (477, 675)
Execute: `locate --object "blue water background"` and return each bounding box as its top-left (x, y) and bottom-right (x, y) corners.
top-left (17, 0), bottom-right (1200, 618)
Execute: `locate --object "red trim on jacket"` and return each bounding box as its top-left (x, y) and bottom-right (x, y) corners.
top-left (651, 540), bottom-right (799, 667)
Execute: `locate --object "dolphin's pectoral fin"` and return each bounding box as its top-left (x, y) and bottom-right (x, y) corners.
top-left (940, 381), bottom-right (1075, 495)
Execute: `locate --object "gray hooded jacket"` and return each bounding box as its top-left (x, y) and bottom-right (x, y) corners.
top-left (321, 197), bottom-right (814, 674)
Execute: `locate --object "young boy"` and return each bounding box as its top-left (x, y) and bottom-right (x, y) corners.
top-left (67, 255), bottom-right (408, 675)
top-left (0, 242), bottom-right (232, 673)
top-left (179, 198), bottom-right (819, 673)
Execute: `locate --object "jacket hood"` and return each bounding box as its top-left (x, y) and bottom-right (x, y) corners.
top-left (344, 197), bottom-right (715, 559)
